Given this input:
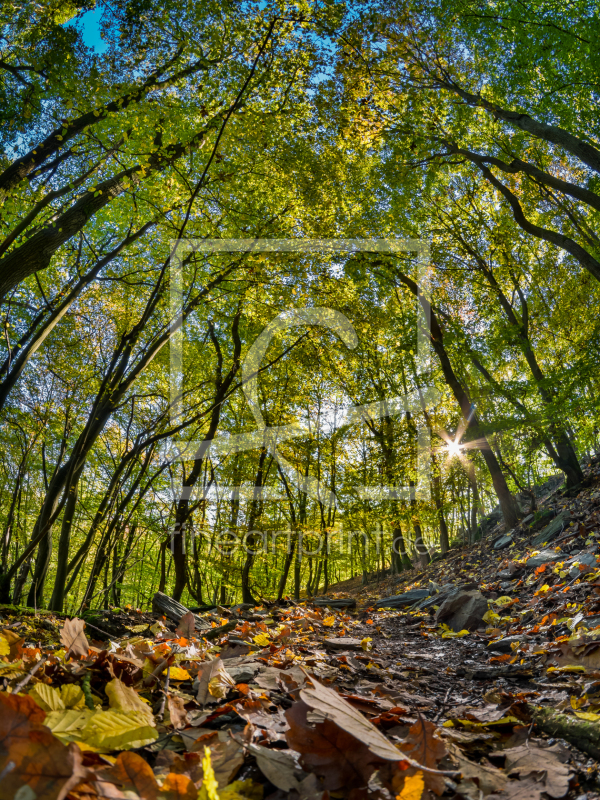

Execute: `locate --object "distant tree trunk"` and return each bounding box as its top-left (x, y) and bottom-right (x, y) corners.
top-left (158, 538), bottom-right (168, 593)
top-left (389, 267), bottom-right (521, 528)
top-left (241, 447), bottom-right (268, 604)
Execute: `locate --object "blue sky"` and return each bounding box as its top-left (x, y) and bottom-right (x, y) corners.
top-left (67, 7), bottom-right (108, 53)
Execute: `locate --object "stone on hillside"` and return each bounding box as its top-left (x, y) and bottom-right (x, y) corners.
top-left (530, 510), bottom-right (572, 547)
top-left (526, 550), bottom-right (559, 569)
top-left (582, 615), bottom-right (600, 630)
top-left (521, 514), bottom-right (534, 526)
top-left (487, 634), bottom-right (529, 654)
top-left (568, 552), bottom-right (598, 579)
top-left (374, 588), bottom-right (430, 609)
top-left (435, 590), bottom-right (488, 632)
top-left (416, 582), bottom-right (478, 610)
top-left (493, 533), bottom-right (514, 550)
top-left (323, 637), bottom-right (362, 651)
top-left (227, 663), bottom-right (261, 683)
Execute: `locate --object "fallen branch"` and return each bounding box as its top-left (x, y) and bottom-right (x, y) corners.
top-left (528, 704), bottom-right (600, 760)
top-left (201, 620), bottom-right (237, 641)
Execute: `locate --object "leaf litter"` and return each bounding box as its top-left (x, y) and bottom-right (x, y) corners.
top-left (2, 462), bottom-right (600, 797)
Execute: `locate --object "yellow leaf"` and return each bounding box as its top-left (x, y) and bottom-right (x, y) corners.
top-left (575, 711), bottom-right (600, 721)
top-left (45, 709), bottom-right (93, 743)
top-left (143, 658), bottom-right (154, 678)
top-left (493, 596), bottom-right (513, 607)
top-left (81, 710), bottom-right (158, 751)
top-left (220, 780), bottom-right (263, 800)
top-left (0, 661), bottom-right (25, 678)
top-left (547, 665), bottom-right (586, 674)
top-left (105, 677), bottom-right (154, 725)
top-left (396, 770), bottom-right (424, 800)
top-left (127, 624), bottom-right (148, 634)
top-left (169, 666), bottom-right (191, 681)
top-left (208, 675), bottom-right (229, 699)
top-left (198, 746), bottom-right (220, 800)
top-left (29, 683), bottom-right (65, 712)
top-left (0, 634), bottom-right (10, 656)
top-left (60, 684), bottom-right (85, 709)
top-left (441, 629), bottom-right (470, 638)
top-left (483, 610), bottom-right (501, 624)
top-left (253, 633), bottom-right (270, 647)
top-left (149, 621), bottom-right (166, 636)
top-left (361, 637), bottom-right (373, 651)
top-left (323, 616), bottom-right (335, 627)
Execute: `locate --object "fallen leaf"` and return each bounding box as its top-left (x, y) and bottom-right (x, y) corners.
top-left (106, 751), bottom-right (159, 800)
top-left (159, 771), bottom-right (197, 800)
top-left (299, 674), bottom-right (401, 761)
top-left (0, 691), bottom-right (86, 800)
top-left (176, 611), bottom-right (196, 639)
top-left (169, 666), bottom-right (191, 681)
top-left (29, 683), bottom-right (66, 712)
top-left (395, 770), bottom-right (425, 800)
top-left (400, 718), bottom-right (447, 795)
top-left (248, 743), bottom-right (305, 792)
top-left (499, 743), bottom-right (571, 798)
top-left (59, 618), bottom-right (89, 658)
top-left (81, 709), bottom-right (158, 751)
top-left (167, 694), bottom-right (189, 729)
top-left (285, 700), bottom-right (391, 791)
top-left (105, 677), bottom-right (154, 726)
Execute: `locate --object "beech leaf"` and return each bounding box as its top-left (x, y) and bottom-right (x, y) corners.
top-left (59, 617), bottom-right (89, 658)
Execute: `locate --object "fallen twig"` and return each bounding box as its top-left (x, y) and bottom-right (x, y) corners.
top-left (13, 655), bottom-right (47, 694)
top-left (157, 665), bottom-right (170, 721)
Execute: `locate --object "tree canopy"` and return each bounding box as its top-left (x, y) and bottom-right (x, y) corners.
top-left (0, 0), bottom-right (598, 612)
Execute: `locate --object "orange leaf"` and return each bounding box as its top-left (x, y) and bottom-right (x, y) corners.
top-left (107, 751), bottom-right (159, 800)
top-left (159, 772), bottom-right (197, 800)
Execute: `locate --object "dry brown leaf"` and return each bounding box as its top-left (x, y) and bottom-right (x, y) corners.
top-left (448, 743), bottom-right (507, 796)
top-left (499, 743), bottom-right (571, 799)
top-left (195, 659), bottom-right (224, 706)
top-left (175, 611), bottom-right (195, 640)
top-left (249, 743), bottom-right (305, 792)
top-left (285, 699), bottom-right (390, 791)
top-left (167, 694), bottom-right (189, 730)
top-left (399, 718), bottom-right (448, 796)
top-left (0, 691), bottom-right (86, 800)
top-left (59, 617), bottom-right (89, 658)
top-left (487, 778), bottom-right (544, 800)
top-left (299, 674), bottom-right (401, 761)
top-left (106, 751), bottom-right (159, 800)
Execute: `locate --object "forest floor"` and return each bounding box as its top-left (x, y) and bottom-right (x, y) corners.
top-left (3, 459), bottom-right (600, 799)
